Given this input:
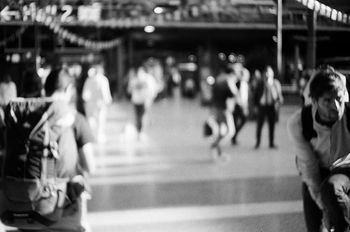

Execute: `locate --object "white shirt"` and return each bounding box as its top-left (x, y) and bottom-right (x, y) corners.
top-left (128, 68), bottom-right (158, 106)
top-left (82, 73), bottom-right (112, 110)
top-left (287, 104), bottom-right (350, 205)
top-left (0, 81), bottom-right (17, 106)
top-left (260, 79), bottom-right (283, 105)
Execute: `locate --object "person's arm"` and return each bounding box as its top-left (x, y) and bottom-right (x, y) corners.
top-left (287, 110), bottom-right (324, 208)
top-left (225, 78), bottom-right (238, 112)
top-left (102, 76), bottom-right (112, 105)
top-left (275, 80), bottom-right (284, 104)
top-left (226, 78), bottom-right (238, 98)
top-left (82, 78), bottom-right (92, 102)
top-left (79, 143), bottom-right (96, 175)
top-left (74, 113), bottom-right (97, 176)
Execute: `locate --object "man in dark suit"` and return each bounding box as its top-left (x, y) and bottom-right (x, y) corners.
top-left (253, 65), bottom-right (283, 149)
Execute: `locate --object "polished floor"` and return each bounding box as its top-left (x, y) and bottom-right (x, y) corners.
top-left (5, 94), bottom-right (305, 232)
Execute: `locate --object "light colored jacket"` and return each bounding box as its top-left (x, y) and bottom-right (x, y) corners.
top-left (287, 104), bottom-right (350, 207)
top-left (128, 68), bottom-right (158, 107)
top-left (82, 73), bottom-right (112, 111)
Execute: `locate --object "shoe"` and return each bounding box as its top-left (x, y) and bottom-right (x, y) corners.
top-left (269, 144), bottom-right (278, 149)
top-left (211, 147), bottom-right (220, 161)
top-left (254, 144), bottom-right (259, 149)
top-left (220, 153), bottom-right (230, 162)
top-left (231, 138), bottom-right (237, 145)
top-left (211, 145), bottom-right (224, 161)
top-left (137, 132), bottom-right (146, 141)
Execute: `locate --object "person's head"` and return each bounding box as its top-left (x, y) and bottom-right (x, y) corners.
top-left (309, 66), bottom-right (347, 123)
top-left (22, 69), bottom-right (43, 98)
top-left (0, 73), bottom-right (13, 83)
top-left (231, 62), bottom-right (243, 76)
top-left (87, 66), bottom-right (97, 77)
top-left (254, 69), bottom-right (262, 80)
top-left (95, 63), bottom-right (105, 75)
top-left (219, 62), bottom-right (234, 75)
top-left (44, 67), bottom-right (74, 101)
top-left (263, 65), bottom-right (274, 82)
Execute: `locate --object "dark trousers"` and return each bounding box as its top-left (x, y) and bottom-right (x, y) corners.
top-left (302, 168), bottom-right (330, 232)
top-left (0, 127), bottom-right (4, 149)
top-left (321, 167), bottom-right (350, 232)
top-left (0, 105), bottom-right (5, 149)
top-left (232, 105), bottom-right (247, 142)
top-left (255, 105), bottom-right (276, 147)
top-left (134, 103), bottom-right (145, 133)
top-left (303, 183), bottom-right (323, 232)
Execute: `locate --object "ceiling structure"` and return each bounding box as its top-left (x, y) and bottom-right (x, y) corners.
top-left (0, 0), bottom-right (349, 89)
top-left (1, 0), bottom-right (349, 57)
top-left (1, 0), bottom-right (349, 29)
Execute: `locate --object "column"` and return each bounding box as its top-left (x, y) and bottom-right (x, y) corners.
top-left (116, 38), bottom-right (125, 99)
top-left (277, 0), bottom-right (283, 78)
top-left (306, 9), bottom-right (316, 70)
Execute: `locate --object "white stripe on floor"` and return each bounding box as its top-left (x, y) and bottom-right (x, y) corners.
top-left (90, 171), bottom-right (298, 185)
top-left (87, 200), bottom-right (303, 226)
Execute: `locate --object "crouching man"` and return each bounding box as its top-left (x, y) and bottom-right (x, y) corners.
top-left (288, 66), bottom-right (350, 232)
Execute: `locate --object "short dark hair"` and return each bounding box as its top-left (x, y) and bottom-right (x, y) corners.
top-left (22, 69), bottom-right (43, 98)
top-left (309, 66), bottom-right (345, 100)
top-left (44, 68), bottom-right (72, 96)
top-left (219, 62), bottom-right (234, 74)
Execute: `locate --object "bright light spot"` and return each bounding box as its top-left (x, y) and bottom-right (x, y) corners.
top-left (207, 76), bottom-right (215, 85)
top-left (12, 54), bottom-right (20, 63)
top-left (144, 25), bottom-right (155, 33)
top-left (25, 52), bottom-right (32, 59)
top-left (228, 54), bottom-right (236, 63)
top-left (154, 7), bottom-right (164, 14)
top-left (178, 63), bottom-right (197, 71)
top-left (188, 54), bottom-right (196, 62)
top-left (218, 53), bottom-right (226, 61)
top-left (272, 35), bottom-right (278, 43)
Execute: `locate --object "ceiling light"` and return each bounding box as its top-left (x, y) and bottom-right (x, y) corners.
top-left (144, 25), bottom-right (155, 33)
top-left (154, 7), bottom-right (164, 14)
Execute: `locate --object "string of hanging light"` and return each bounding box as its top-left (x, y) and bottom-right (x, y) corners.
top-left (36, 11), bottom-right (121, 50)
top-left (1, 0), bottom-right (121, 50)
top-left (294, 0), bottom-right (350, 25)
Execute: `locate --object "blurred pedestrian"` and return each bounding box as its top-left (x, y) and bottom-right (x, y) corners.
top-left (0, 73), bottom-right (17, 154)
top-left (254, 65), bottom-right (283, 149)
top-left (287, 66), bottom-right (350, 232)
top-left (249, 69), bottom-right (262, 119)
top-left (0, 73), bottom-right (17, 106)
top-left (208, 63), bottom-right (237, 160)
top-left (44, 67), bottom-right (96, 232)
top-left (230, 60), bottom-right (250, 145)
top-left (82, 63), bottom-right (112, 143)
top-left (127, 63), bottom-right (158, 140)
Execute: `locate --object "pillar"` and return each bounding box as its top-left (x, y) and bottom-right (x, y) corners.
top-left (277, 0), bottom-right (283, 78)
top-left (306, 9), bottom-right (317, 70)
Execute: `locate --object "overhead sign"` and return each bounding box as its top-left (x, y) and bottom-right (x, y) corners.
top-left (0, 6), bottom-right (20, 21)
top-left (78, 3), bottom-right (101, 22)
top-left (0, 3), bottom-right (101, 23)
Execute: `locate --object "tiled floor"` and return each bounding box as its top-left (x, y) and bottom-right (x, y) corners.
top-left (4, 95), bottom-right (306, 232)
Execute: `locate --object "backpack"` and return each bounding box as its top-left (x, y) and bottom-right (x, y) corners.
top-left (301, 103), bottom-right (350, 141)
top-left (0, 98), bottom-right (79, 230)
